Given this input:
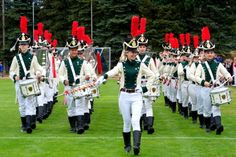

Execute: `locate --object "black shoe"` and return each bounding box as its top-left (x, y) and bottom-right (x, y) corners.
top-left (31, 124), bottom-right (36, 129)
top-left (84, 124), bottom-right (89, 130)
top-left (26, 127), bottom-right (32, 134)
top-left (216, 125), bottom-right (224, 135)
top-left (77, 128), bottom-right (84, 134)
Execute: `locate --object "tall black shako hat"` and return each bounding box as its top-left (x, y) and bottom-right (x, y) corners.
top-left (137, 17), bottom-right (148, 46)
top-left (123, 16), bottom-right (146, 52)
top-left (201, 26), bottom-right (215, 51)
top-left (162, 33), bottom-right (172, 50)
top-left (10, 16), bottom-right (30, 52)
top-left (67, 21), bottom-right (79, 49)
top-left (77, 25), bottom-right (93, 51)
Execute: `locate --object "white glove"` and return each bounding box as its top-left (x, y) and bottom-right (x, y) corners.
top-left (95, 76), bottom-right (106, 86)
top-left (135, 86), bottom-right (143, 93)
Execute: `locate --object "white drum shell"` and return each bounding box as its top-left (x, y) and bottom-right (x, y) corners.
top-left (210, 87), bottom-right (231, 106)
top-left (19, 79), bottom-right (41, 97)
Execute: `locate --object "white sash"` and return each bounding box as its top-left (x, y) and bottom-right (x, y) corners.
top-left (68, 58), bottom-right (79, 83)
top-left (19, 53), bottom-right (29, 79)
top-left (137, 55), bottom-right (149, 63)
top-left (204, 61), bottom-right (215, 84)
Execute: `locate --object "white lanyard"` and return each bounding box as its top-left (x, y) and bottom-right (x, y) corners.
top-left (19, 53), bottom-right (29, 78)
top-left (204, 61), bottom-right (215, 84)
top-left (68, 57), bottom-right (77, 83)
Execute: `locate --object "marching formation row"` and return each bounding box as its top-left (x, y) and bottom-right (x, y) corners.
top-left (9, 15), bottom-right (233, 156)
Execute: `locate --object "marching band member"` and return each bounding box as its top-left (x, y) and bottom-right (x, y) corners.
top-left (137, 32), bottom-right (159, 134)
top-left (58, 37), bottom-right (92, 134)
top-left (195, 27), bottom-right (232, 134)
top-left (9, 16), bottom-right (43, 134)
top-left (168, 37), bottom-right (179, 113)
top-left (186, 36), bottom-right (200, 124)
top-left (177, 33), bottom-right (192, 119)
top-left (96, 36), bottom-right (155, 155)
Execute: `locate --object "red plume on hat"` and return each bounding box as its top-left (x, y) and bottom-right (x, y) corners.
top-left (51, 39), bottom-right (58, 48)
top-left (34, 30), bottom-right (39, 42)
top-left (165, 33), bottom-right (169, 43)
top-left (201, 26), bottom-right (210, 41)
top-left (169, 37), bottom-right (179, 49)
top-left (169, 33), bottom-right (174, 39)
top-left (185, 33), bottom-right (191, 46)
top-left (179, 34), bottom-right (185, 47)
top-left (71, 21), bottom-right (78, 37)
top-left (83, 35), bottom-right (92, 45)
top-left (193, 36), bottom-right (199, 49)
top-left (139, 17), bottom-right (146, 35)
top-left (20, 16), bottom-right (28, 34)
top-left (37, 22), bottom-right (44, 36)
top-left (44, 30), bottom-right (52, 43)
top-left (131, 16), bottom-right (139, 37)
top-left (77, 26), bottom-right (85, 40)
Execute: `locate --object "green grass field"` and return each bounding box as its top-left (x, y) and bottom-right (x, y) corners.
top-left (0, 78), bottom-right (236, 157)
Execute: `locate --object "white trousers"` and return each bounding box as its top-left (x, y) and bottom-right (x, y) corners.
top-left (181, 81), bottom-right (190, 107)
top-left (188, 83), bottom-right (198, 111)
top-left (36, 82), bottom-right (46, 107)
top-left (141, 97), bottom-right (153, 117)
top-left (119, 91), bottom-right (143, 132)
top-left (200, 87), bottom-right (221, 117)
top-left (196, 85), bottom-right (204, 115)
top-left (169, 79), bottom-right (177, 102)
top-left (64, 86), bottom-right (86, 117)
top-left (15, 81), bottom-right (37, 116)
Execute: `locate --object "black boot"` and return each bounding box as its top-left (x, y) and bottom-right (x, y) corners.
top-left (122, 132), bottom-right (131, 153)
top-left (143, 114), bottom-right (148, 130)
top-left (31, 115), bottom-right (37, 129)
top-left (210, 114), bottom-right (216, 131)
top-left (20, 117), bottom-right (27, 132)
top-left (139, 115), bottom-right (143, 132)
top-left (164, 96), bottom-right (168, 106)
top-left (183, 107), bottom-right (188, 119)
top-left (68, 116), bottom-right (76, 132)
top-left (90, 100), bottom-right (94, 113)
top-left (204, 117), bottom-right (211, 133)
top-left (84, 113), bottom-right (90, 130)
top-left (26, 115), bottom-right (32, 134)
top-left (77, 115), bottom-right (84, 134)
top-left (191, 111), bottom-right (198, 124)
top-left (215, 116), bottom-right (224, 135)
top-left (133, 131), bottom-right (141, 155)
top-left (188, 103), bottom-right (192, 117)
top-left (198, 114), bottom-right (205, 129)
top-left (172, 102), bottom-right (176, 113)
top-left (37, 106), bottom-right (44, 123)
top-left (43, 103), bottom-right (48, 119)
top-left (147, 117), bottom-right (155, 134)
top-left (178, 103), bottom-right (183, 115)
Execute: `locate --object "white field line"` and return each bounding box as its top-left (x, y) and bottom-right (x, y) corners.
top-left (0, 136), bottom-right (236, 140)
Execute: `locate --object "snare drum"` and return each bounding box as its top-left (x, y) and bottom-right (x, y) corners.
top-left (210, 87), bottom-right (231, 106)
top-left (143, 84), bottom-right (160, 97)
top-left (19, 79), bottom-right (41, 97)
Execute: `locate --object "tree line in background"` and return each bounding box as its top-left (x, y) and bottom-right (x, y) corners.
top-left (1, 0), bottom-right (236, 65)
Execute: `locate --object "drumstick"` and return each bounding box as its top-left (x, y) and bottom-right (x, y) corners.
top-left (217, 74), bottom-right (236, 88)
